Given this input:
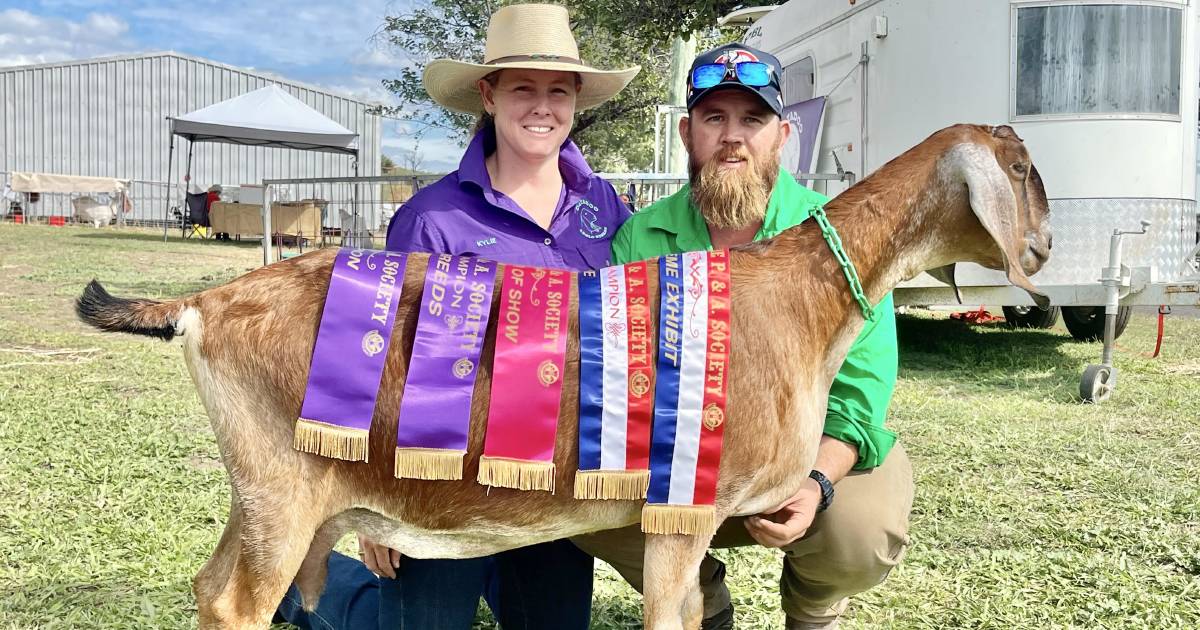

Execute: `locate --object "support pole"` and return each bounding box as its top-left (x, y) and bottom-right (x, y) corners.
top-left (163, 136), bottom-right (174, 241)
top-left (262, 184), bottom-right (273, 266)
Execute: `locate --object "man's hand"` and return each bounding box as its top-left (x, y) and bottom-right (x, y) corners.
top-left (744, 478), bottom-right (822, 548)
top-left (357, 534), bottom-right (402, 579)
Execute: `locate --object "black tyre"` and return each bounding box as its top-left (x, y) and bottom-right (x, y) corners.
top-left (1062, 305), bottom-right (1132, 342)
top-left (1002, 305), bottom-right (1060, 329)
top-left (1079, 363), bottom-right (1116, 403)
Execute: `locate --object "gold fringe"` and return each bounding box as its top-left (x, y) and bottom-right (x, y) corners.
top-left (477, 457), bottom-right (555, 492)
top-left (641, 504), bottom-right (716, 536)
top-left (394, 448), bottom-right (465, 481)
top-left (573, 470), bottom-right (650, 500)
top-left (293, 418), bottom-right (370, 462)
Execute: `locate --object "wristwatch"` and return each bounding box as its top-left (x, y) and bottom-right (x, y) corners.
top-left (809, 469), bottom-right (835, 513)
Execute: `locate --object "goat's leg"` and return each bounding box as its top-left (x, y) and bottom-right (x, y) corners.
top-left (198, 496), bottom-right (324, 629)
top-left (293, 516), bottom-right (350, 611)
top-left (194, 495), bottom-right (243, 628)
top-left (643, 532), bottom-right (715, 630)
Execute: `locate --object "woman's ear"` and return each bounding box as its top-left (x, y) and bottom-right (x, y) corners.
top-left (478, 79), bottom-right (496, 115)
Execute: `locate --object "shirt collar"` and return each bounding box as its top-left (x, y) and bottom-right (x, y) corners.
top-left (645, 168), bottom-right (805, 250)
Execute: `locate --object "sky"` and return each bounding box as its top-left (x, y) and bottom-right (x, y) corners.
top-left (0, 0), bottom-right (462, 171)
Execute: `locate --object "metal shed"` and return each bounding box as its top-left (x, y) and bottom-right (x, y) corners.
top-left (0, 51), bottom-right (382, 225)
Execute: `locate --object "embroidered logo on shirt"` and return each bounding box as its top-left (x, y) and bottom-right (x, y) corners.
top-left (576, 199), bottom-right (608, 240)
top-left (476, 237), bottom-right (497, 247)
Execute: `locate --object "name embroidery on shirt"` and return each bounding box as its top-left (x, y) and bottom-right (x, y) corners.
top-left (476, 237), bottom-right (497, 248)
top-left (576, 199), bottom-right (608, 240)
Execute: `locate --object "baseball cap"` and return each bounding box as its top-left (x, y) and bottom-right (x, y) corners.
top-left (686, 43), bottom-right (784, 116)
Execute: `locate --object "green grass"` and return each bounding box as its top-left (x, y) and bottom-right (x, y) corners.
top-left (1, 224), bottom-right (1198, 629)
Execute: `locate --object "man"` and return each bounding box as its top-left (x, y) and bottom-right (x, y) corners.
top-left (572, 44), bottom-right (914, 630)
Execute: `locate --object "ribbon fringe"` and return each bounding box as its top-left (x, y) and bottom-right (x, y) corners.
top-left (573, 470), bottom-right (650, 500)
top-left (641, 504), bottom-right (716, 535)
top-left (477, 457), bottom-right (556, 492)
top-left (394, 448), bottom-right (466, 481)
top-left (294, 419), bottom-right (370, 462)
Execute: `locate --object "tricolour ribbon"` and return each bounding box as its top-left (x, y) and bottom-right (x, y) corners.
top-left (478, 265), bottom-right (571, 492)
top-left (576, 262), bottom-right (654, 500)
top-left (642, 250), bottom-right (732, 535)
top-left (394, 254), bottom-right (497, 480)
top-left (295, 248), bottom-right (408, 462)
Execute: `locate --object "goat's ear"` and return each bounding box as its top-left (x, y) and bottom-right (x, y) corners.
top-left (926, 264), bottom-right (962, 304)
top-left (952, 144), bottom-right (1050, 308)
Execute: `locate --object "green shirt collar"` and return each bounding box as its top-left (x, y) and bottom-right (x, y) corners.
top-left (645, 169), bottom-right (829, 250)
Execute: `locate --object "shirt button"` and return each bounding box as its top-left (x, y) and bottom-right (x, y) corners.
top-left (543, 238), bottom-right (553, 246)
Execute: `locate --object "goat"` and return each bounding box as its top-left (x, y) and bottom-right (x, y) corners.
top-left (76, 124), bottom-right (1051, 629)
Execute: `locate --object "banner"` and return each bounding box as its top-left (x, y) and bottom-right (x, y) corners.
top-left (295, 248), bottom-right (408, 462)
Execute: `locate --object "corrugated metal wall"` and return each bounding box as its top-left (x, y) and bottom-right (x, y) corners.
top-left (0, 52), bottom-right (382, 226)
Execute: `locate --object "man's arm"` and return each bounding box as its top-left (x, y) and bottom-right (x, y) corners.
top-left (823, 292), bottom-right (899, 470)
top-left (745, 435), bottom-right (857, 547)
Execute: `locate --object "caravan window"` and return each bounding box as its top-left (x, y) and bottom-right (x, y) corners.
top-left (782, 57), bottom-right (815, 106)
top-left (1015, 3), bottom-right (1181, 117)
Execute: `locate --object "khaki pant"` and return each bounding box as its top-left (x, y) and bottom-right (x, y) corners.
top-left (573, 443), bottom-right (914, 626)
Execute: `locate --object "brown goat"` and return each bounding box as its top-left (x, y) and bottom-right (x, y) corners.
top-left (77, 124), bottom-right (1051, 630)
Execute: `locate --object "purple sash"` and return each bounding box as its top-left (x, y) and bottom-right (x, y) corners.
top-left (295, 248), bottom-right (408, 462)
top-left (394, 255), bottom-right (498, 480)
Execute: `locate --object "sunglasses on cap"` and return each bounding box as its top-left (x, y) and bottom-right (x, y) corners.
top-left (690, 61), bottom-right (772, 90)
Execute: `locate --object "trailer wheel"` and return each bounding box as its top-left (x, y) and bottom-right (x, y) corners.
top-left (1062, 306), bottom-right (1132, 342)
top-left (1079, 363), bottom-right (1116, 403)
top-left (1002, 305), bottom-right (1060, 329)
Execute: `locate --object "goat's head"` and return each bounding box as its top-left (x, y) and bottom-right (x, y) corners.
top-left (928, 124), bottom-right (1052, 308)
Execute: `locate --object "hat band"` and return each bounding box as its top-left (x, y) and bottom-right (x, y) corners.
top-left (485, 54), bottom-right (586, 66)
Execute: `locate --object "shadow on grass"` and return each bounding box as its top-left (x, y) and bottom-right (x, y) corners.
top-left (896, 314), bottom-right (1086, 401)
top-left (73, 230), bottom-right (262, 248)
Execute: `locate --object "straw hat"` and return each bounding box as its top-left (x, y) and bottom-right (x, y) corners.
top-left (423, 4), bottom-right (640, 114)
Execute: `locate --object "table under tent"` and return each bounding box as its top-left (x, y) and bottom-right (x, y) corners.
top-left (165, 85), bottom-right (360, 264)
top-left (5, 172), bottom-right (131, 227)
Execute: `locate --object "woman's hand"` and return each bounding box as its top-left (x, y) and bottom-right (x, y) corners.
top-left (357, 533), bottom-right (402, 579)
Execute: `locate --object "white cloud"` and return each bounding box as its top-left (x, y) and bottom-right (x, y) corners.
top-left (0, 9), bottom-right (133, 67)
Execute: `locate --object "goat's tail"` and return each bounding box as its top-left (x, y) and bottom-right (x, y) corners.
top-left (76, 280), bottom-right (185, 342)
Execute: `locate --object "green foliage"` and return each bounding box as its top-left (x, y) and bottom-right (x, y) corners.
top-left (377, 1), bottom-right (760, 171)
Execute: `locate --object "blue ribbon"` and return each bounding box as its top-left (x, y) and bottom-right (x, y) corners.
top-left (576, 270), bottom-right (604, 472)
top-left (646, 254), bottom-right (685, 504)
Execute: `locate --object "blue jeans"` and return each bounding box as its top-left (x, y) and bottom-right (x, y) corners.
top-left (275, 540), bottom-right (593, 629)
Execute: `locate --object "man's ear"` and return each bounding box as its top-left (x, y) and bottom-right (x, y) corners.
top-left (678, 115), bottom-right (690, 146)
top-left (777, 116), bottom-right (792, 146)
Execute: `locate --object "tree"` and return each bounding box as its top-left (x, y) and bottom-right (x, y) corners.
top-left (377, 1), bottom-right (759, 171)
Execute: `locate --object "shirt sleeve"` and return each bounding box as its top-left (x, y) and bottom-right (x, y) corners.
top-left (609, 220), bottom-right (638, 266)
top-left (385, 204), bottom-right (448, 253)
top-left (822, 291), bottom-right (899, 470)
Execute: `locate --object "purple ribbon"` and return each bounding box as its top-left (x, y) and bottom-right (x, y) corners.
top-left (396, 254), bottom-right (498, 450)
top-left (299, 248), bottom-right (408, 432)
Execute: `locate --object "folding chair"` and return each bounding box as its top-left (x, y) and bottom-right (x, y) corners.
top-left (182, 191), bottom-right (212, 239)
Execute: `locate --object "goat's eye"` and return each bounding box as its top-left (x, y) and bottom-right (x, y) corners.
top-left (1011, 162), bottom-right (1028, 176)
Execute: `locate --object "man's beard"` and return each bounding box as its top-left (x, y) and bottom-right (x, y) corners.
top-left (689, 143), bottom-right (780, 230)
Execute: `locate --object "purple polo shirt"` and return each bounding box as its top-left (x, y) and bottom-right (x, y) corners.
top-left (385, 129), bottom-right (630, 271)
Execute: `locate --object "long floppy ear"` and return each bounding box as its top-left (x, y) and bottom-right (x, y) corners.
top-left (947, 143), bottom-right (1050, 308)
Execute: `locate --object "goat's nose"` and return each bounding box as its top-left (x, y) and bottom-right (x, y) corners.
top-left (1047, 234), bottom-right (1054, 250)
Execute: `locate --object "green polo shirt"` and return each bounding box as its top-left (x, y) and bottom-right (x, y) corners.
top-left (611, 170), bottom-right (898, 470)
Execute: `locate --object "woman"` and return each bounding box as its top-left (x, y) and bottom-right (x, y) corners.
top-left (275, 4), bottom-right (639, 629)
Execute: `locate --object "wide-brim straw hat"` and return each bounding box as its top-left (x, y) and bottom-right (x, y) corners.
top-left (423, 3), bottom-right (641, 114)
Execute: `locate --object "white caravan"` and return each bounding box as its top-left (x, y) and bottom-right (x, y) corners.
top-left (746, 1), bottom-right (1198, 311)
top-left (741, 0), bottom-right (1200, 398)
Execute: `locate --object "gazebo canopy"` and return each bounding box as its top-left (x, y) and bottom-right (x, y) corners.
top-left (169, 85), bottom-right (358, 155)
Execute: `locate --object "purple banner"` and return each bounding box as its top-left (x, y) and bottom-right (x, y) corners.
top-left (781, 96), bottom-right (827, 184)
top-left (299, 248), bottom-right (408, 434)
top-left (396, 254), bottom-right (498, 451)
